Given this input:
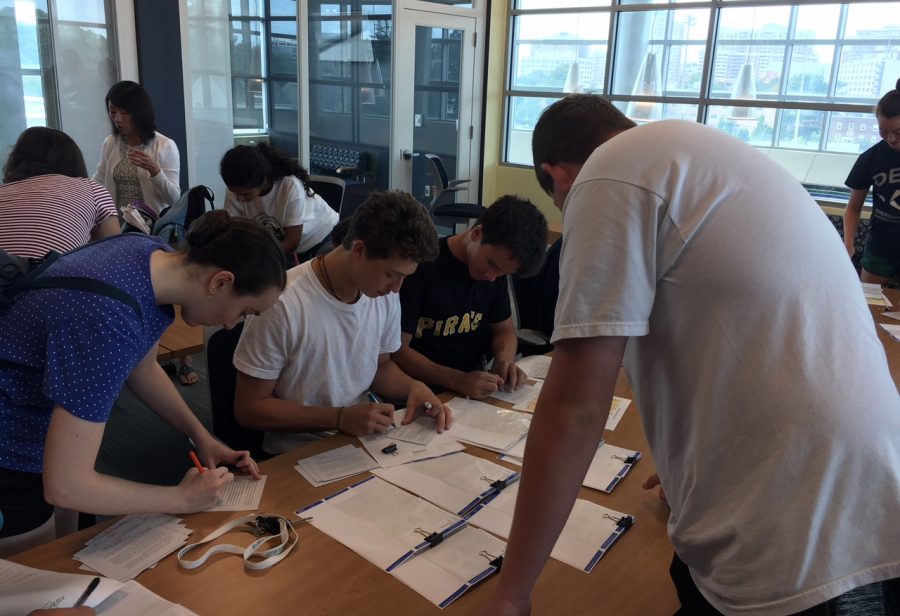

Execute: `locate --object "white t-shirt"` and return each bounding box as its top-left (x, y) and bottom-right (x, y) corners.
top-left (224, 176), bottom-right (338, 253)
top-left (233, 262), bottom-right (401, 454)
top-left (554, 120), bottom-right (900, 614)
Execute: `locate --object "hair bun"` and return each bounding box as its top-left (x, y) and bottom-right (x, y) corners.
top-left (186, 210), bottom-right (231, 247)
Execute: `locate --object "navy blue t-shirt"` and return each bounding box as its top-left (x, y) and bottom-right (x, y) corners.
top-left (846, 140), bottom-right (900, 258)
top-left (400, 236), bottom-right (511, 374)
top-left (0, 234), bottom-right (174, 473)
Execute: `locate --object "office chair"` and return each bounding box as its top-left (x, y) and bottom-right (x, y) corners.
top-left (507, 275), bottom-right (553, 357)
top-left (204, 322), bottom-right (269, 461)
top-left (423, 153), bottom-right (486, 231)
top-left (308, 175), bottom-right (346, 216)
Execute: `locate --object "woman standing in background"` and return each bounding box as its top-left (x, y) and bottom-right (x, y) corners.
top-left (93, 80), bottom-right (180, 218)
top-left (93, 80), bottom-right (198, 384)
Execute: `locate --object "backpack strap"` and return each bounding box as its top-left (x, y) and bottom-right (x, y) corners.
top-left (26, 277), bottom-right (143, 319)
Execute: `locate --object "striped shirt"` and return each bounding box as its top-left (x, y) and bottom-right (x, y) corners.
top-left (0, 174), bottom-right (117, 259)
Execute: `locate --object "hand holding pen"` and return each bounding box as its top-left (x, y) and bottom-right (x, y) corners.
top-left (335, 392), bottom-right (395, 436)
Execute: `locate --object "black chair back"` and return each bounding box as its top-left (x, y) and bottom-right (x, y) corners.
top-left (308, 175), bottom-right (346, 215)
top-left (205, 322), bottom-right (267, 460)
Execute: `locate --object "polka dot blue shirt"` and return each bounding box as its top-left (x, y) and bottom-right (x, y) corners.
top-left (0, 234), bottom-right (174, 473)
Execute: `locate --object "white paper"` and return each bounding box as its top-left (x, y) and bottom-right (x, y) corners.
top-left (358, 419), bottom-right (465, 469)
top-left (880, 322), bottom-right (900, 342)
top-left (501, 442), bottom-right (639, 493)
top-left (0, 559), bottom-right (123, 611)
top-left (882, 311), bottom-right (900, 321)
top-left (466, 484), bottom-right (631, 571)
top-left (296, 477), bottom-right (501, 608)
top-left (73, 515), bottom-right (191, 582)
top-left (205, 475), bottom-right (267, 511)
top-left (390, 414), bottom-right (439, 446)
top-left (294, 444), bottom-right (377, 486)
top-left (444, 398), bottom-right (531, 452)
top-left (489, 381), bottom-right (541, 407)
top-left (516, 355), bottom-right (552, 379)
top-left (503, 390), bottom-right (631, 432)
top-left (95, 580), bottom-right (198, 616)
top-left (373, 452), bottom-right (518, 515)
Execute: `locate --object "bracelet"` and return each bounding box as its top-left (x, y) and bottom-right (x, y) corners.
top-left (335, 406), bottom-right (346, 432)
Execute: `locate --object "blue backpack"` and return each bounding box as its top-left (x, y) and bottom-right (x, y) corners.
top-left (152, 185), bottom-right (215, 248)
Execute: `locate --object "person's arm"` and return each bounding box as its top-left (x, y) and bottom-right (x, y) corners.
top-left (125, 347), bottom-right (259, 478)
top-left (392, 333), bottom-right (503, 399)
top-left (371, 353), bottom-right (451, 432)
top-left (480, 335), bottom-right (627, 615)
top-left (489, 318), bottom-right (527, 392)
top-left (843, 188), bottom-right (868, 258)
top-left (90, 216), bottom-right (120, 241)
top-left (134, 137), bottom-right (180, 206)
top-left (281, 224), bottom-right (302, 255)
top-left (42, 406), bottom-right (232, 516)
top-left (92, 136), bottom-right (111, 185)
top-left (233, 371), bottom-right (395, 437)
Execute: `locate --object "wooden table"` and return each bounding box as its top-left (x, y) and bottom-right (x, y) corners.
top-left (157, 307), bottom-right (204, 361)
top-left (9, 370), bottom-right (679, 615)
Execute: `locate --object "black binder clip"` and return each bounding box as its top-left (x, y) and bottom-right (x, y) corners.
top-left (602, 514), bottom-right (635, 529)
top-left (612, 452), bottom-right (640, 464)
top-left (415, 527), bottom-right (446, 547)
top-left (381, 442), bottom-right (398, 455)
top-left (479, 550), bottom-right (504, 569)
top-left (482, 474), bottom-right (514, 493)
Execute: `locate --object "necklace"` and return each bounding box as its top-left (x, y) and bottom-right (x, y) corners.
top-left (316, 255), bottom-right (361, 304)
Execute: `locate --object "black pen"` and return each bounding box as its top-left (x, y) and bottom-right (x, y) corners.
top-left (74, 576), bottom-right (100, 607)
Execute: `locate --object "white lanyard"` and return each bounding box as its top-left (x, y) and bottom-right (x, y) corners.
top-left (177, 514), bottom-right (298, 571)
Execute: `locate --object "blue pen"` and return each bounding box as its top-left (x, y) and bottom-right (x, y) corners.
top-left (367, 391), bottom-right (394, 428)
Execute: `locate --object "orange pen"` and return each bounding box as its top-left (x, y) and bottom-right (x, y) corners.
top-left (189, 450), bottom-right (206, 473)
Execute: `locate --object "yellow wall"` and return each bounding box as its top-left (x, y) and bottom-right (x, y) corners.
top-left (481, 1), bottom-right (560, 224)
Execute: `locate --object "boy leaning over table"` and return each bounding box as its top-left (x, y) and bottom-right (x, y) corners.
top-left (232, 191), bottom-right (452, 455)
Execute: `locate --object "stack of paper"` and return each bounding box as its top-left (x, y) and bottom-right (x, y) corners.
top-left (294, 444), bottom-right (378, 487)
top-left (373, 451), bottom-right (519, 516)
top-left (501, 441), bottom-right (641, 493)
top-left (863, 282), bottom-right (892, 307)
top-left (465, 484), bottom-right (634, 572)
top-left (444, 398), bottom-right (531, 452)
top-left (73, 514), bottom-right (192, 581)
top-left (295, 476), bottom-right (505, 608)
top-left (206, 475), bottom-right (267, 511)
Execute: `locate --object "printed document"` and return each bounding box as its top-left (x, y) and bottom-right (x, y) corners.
top-left (0, 559), bottom-right (123, 611)
top-left (294, 444), bottom-right (377, 487)
top-left (206, 475), bottom-right (267, 511)
top-left (444, 398), bottom-right (531, 452)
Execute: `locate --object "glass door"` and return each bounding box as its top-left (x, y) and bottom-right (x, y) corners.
top-left (392, 10), bottom-right (481, 208)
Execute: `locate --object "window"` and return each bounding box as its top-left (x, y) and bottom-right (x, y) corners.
top-left (228, 0), bottom-right (298, 151)
top-left (505, 0), bottom-right (900, 193)
top-left (0, 0), bottom-right (119, 172)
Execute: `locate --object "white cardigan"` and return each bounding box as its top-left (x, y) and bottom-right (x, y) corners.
top-left (93, 131), bottom-right (181, 215)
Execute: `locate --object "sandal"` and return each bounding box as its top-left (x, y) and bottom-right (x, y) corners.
top-left (179, 363), bottom-right (199, 386)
